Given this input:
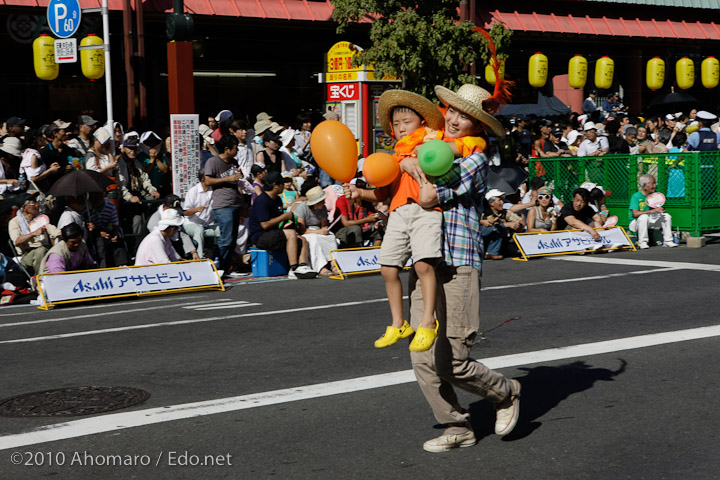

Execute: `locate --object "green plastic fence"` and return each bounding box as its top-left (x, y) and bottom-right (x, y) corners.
top-left (529, 152), bottom-right (720, 237)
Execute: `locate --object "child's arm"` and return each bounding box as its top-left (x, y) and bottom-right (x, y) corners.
top-left (418, 183), bottom-right (439, 208)
top-left (342, 183), bottom-right (389, 203)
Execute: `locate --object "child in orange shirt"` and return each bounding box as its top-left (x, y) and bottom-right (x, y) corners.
top-left (345, 90), bottom-right (445, 352)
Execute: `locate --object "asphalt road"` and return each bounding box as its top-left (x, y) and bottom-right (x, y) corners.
top-left (1, 242), bottom-right (719, 480)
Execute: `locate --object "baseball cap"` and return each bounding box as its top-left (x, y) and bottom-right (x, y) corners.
top-left (485, 188), bottom-right (505, 200)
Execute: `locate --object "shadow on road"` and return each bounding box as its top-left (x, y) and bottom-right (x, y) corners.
top-left (468, 359), bottom-right (627, 442)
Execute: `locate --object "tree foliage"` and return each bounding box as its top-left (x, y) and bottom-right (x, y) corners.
top-left (331, 0), bottom-right (512, 97)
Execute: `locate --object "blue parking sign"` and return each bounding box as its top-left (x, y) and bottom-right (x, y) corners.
top-left (47, 0), bottom-right (82, 39)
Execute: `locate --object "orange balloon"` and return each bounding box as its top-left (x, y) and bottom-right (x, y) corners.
top-left (310, 120), bottom-right (358, 183)
top-left (363, 152), bottom-right (399, 187)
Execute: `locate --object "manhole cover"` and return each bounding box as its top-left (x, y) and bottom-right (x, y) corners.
top-left (0, 386), bottom-right (151, 417)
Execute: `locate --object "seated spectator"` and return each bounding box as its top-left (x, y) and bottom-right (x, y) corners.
top-left (250, 164), bottom-right (267, 204)
top-left (0, 144), bottom-right (21, 197)
top-left (86, 191), bottom-right (128, 268)
top-left (117, 137), bottom-right (160, 240)
top-left (140, 131), bottom-right (171, 197)
top-left (20, 131), bottom-right (48, 187)
top-left (8, 197), bottom-right (61, 275)
top-left (628, 174), bottom-right (676, 249)
top-left (557, 188), bottom-right (604, 240)
top-left (247, 171), bottom-right (316, 279)
top-left (625, 127), bottom-right (639, 154)
top-left (146, 195), bottom-right (199, 260)
top-left (294, 186), bottom-right (339, 276)
top-left (480, 189), bottom-right (522, 260)
top-left (577, 122), bottom-right (608, 157)
top-left (280, 176), bottom-right (297, 209)
top-left (526, 186), bottom-right (558, 232)
top-left (39, 223), bottom-right (96, 274)
top-left (57, 195), bottom-right (86, 230)
top-left (522, 177), bottom-right (563, 209)
top-left (334, 179), bottom-right (383, 247)
top-left (134, 208), bottom-right (184, 265)
top-left (182, 169), bottom-right (219, 258)
top-left (566, 130), bottom-right (582, 155)
top-left (67, 115), bottom-right (99, 156)
top-left (543, 128), bottom-right (572, 157)
top-left (606, 121), bottom-right (630, 154)
top-left (84, 126), bottom-right (118, 177)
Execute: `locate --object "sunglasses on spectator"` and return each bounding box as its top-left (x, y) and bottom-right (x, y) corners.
top-left (538, 194), bottom-right (552, 200)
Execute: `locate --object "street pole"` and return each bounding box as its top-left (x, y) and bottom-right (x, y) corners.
top-left (101, 0), bottom-right (114, 137)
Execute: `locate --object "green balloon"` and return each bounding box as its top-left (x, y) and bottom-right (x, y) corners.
top-left (418, 139), bottom-right (454, 177)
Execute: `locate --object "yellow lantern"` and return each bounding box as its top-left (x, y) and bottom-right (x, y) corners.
top-left (80, 34), bottom-right (105, 80)
top-left (676, 57), bottom-right (695, 90)
top-left (646, 57), bottom-right (665, 91)
top-left (701, 56), bottom-right (719, 89)
top-left (594, 56), bottom-right (614, 90)
top-left (528, 52), bottom-right (548, 88)
top-left (485, 59), bottom-right (505, 85)
top-left (33, 34), bottom-right (59, 81)
top-left (568, 55), bottom-right (587, 89)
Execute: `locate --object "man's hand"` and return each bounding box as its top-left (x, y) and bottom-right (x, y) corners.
top-left (149, 148), bottom-right (159, 161)
top-left (100, 231), bottom-right (110, 240)
top-left (191, 251), bottom-right (200, 260)
top-left (399, 157), bottom-right (427, 185)
top-left (130, 195), bottom-right (141, 204)
top-left (110, 235), bottom-right (119, 243)
top-left (342, 183), bottom-right (359, 200)
top-left (505, 221), bottom-right (521, 231)
top-left (530, 190), bottom-right (538, 205)
top-left (318, 226), bottom-right (329, 235)
top-left (32, 227), bottom-right (46, 237)
top-left (48, 162), bottom-right (62, 173)
top-left (652, 206), bottom-right (666, 214)
top-left (195, 205), bottom-right (206, 214)
top-left (589, 228), bottom-right (601, 241)
top-left (150, 191), bottom-right (160, 199)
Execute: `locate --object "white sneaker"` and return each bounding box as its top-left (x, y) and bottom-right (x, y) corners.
top-left (495, 379), bottom-right (521, 436)
top-left (289, 264), bottom-right (317, 280)
top-left (423, 429), bottom-right (476, 453)
top-left (663, 242), bottom-right (677, 248)
top-left (637, 242), bottom-right (649, 250)
top-left (287, 268), bottom-right (297, 279)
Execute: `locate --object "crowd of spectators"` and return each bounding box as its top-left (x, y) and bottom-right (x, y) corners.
top-left (0, 109), bottom-right (386, 285)
top-left (1, 94), bottom-right (712, 285)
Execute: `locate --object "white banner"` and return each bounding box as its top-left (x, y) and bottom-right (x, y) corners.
top-left (329, 247), bottom-right (411, 277)
top-left (38, 260), bottom-right (222, 306)
top-left (514, 227), bottom-right (633, 258)
top-left (170, 114), bottom-right (201, 198)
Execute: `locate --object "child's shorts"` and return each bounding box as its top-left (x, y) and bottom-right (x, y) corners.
top-left (378, 203), bottom-right (442, 268)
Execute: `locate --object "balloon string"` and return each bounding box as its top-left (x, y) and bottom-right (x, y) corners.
top-left (479, 316), bottom-right (520, 339)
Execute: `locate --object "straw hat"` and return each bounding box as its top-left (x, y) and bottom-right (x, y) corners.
top-left (306, 186), bottom-right (327, 206)
top-left (434, 84), bottom-right (505, 138)
top-left (378, 89), bottom-right (445, 137)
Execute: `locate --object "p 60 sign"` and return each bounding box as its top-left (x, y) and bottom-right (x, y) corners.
top-left (47, 0), bottom-right (82, 39)
top-left (327, 83), bottom-right (359, 101)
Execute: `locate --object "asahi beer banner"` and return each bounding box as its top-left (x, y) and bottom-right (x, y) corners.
top-left (513, 226), bottom-right (634, 259)
top-left (38, 260), bottom-right (222, 307)
top-left (329, 247), bottom-right (411, 278)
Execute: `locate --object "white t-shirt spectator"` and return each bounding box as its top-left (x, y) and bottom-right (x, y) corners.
top-left (183, 182), bottom-right (214, 227)
top-left (577, 136), bottom-right (609, 157)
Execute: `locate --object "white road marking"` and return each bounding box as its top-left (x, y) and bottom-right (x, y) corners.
top-left (483, 267), bottom-right (677, 290)
top-left (185, 302), bottom-right (262, 311)
top-left (552, 256), bottom-right (720, 271)
top-left (1, 323), bottom-right (719, 450)
top-left (0, 295), bottom-right (211, 317)
top-left (0, 266), bottom-right (681, 343)
top-left (0, 300), bottom-right (214, 329)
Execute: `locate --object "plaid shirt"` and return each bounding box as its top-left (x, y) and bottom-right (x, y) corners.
top-left (434, 153), bottom-right (488, 270)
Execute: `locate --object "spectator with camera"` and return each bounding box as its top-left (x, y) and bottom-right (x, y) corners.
top-left (480, 189), bottom-right (522, 260)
